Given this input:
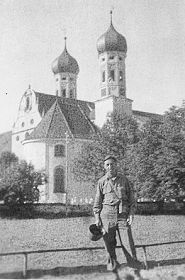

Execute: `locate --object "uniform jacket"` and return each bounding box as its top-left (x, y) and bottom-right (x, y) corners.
top-left (93, 173), bottom-right (136, 216)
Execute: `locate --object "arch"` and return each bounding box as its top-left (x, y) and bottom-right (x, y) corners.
top-left (53, 166), bottom-right (65, 193)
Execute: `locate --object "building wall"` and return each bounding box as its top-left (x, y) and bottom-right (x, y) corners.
top-left (94, 96), bottom-right (114, 127)
top-left (46, 138), bottom-right (95, 204)
top-left (113, 96), bottom-right (133, 116)
top-left (12, 88), bottom-right (42, 159)
top-left (23, 140), bottom-right (46, 170)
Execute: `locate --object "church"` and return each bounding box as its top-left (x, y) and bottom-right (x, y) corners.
top-left (0, 12), bottom-right (160, 204)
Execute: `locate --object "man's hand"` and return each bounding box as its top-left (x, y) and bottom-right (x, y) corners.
top-left (127, 214), bottom-right (134, 226)
top-left (95, 215), bottom-right (102, 228)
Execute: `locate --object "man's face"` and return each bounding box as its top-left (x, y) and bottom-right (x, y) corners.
top-left (104, 158), bottom-right (117, 177)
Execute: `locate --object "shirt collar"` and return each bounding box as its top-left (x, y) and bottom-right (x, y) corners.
top-left (105, 172), bottom-right (118, 181)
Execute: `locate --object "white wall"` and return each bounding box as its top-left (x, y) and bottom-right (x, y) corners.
top-left (94, 96), bottom-right (114, 127)
top-left (23, 141), bottom-right (46, 170)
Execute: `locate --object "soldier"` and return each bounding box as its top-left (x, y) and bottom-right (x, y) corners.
top-left (93, 155), bottom-right (136, 271)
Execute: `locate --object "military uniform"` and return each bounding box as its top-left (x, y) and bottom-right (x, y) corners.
top-left (93, 172), bottom-right (136, 270)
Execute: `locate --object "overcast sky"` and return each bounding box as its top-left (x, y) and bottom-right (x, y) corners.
top-left (0, 0), bottom-right (185, 133)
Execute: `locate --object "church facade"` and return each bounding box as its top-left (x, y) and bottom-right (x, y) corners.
top-left (0, 13), bottom-right (160, 204)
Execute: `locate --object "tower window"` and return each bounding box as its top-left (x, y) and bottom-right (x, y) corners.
top-left (119, 57), bottom-right (123, 61)
top-left (62, 89), bottom-right (66, 98)
top-left (102, 71), bottom-right (105, 82)
top-left (109, 56), bottom-right (114, 60)
top-left (119, 71), bottom-right (123, 81)
top-left (62, 77), bottom-right (66, 80)
top-left (16, 136), bottom-right (19, 141)
top-left (101, 88), bottom-right (106, 97)
top-left (30, 119), bottom-right (34, 124)
top-left (109, 70), bottom-right (115, 81)
top-left (119, 87), bottom-right (125, 97)
top-left (70, 89), bottom-right (73, 98)
top-left (21, 122), bottom-right (25, 127)
top-left (56, 78), bottom-right (58, 82)
top-left (53, 166), bottom-right (65, 193)
top-left (102, 57), bottom-right (105, 62)
top-left (54, 145), bottom-right (65, 157)
top-left (56, 90), bottom-right (59, 96)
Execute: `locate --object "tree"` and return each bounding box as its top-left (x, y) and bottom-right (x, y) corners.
top-left (73, 104), bottom-right (185, 201)
top-left (0, 152), bottom-right (18, 200)
top-left (0, 160), bottom-right (46, 205)
top-left (0, 151), bottom-right (18, 177)
top-left (127, 105), bottom-right (185, 200)
top-left (73, 112), bottom-right (140, 186)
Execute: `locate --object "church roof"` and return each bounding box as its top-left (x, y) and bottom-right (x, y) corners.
top-left (51, 45), bottom-right (79, 75)
top-left (132, 110), bottom-right (162, 120)
top-left (97, 21), bottom-right (127, 55)
top-left (27, 98), bottom-right (96, 140)
top-left (34, 91), bottom-right (95, 120)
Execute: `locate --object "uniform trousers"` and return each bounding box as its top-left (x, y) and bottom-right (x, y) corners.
top-left (100, 204), bottom-right (118, 268)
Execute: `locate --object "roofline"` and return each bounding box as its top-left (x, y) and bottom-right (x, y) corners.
top-left (133, 110), bottom-right (163, 117)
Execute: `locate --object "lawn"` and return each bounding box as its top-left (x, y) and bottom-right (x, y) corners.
top-left (0, 215), bottom-right (185, 279)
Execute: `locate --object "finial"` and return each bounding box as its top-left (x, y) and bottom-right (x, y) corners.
top-left (28, 84), bottom-right (31, 89)
top-left (64, 36), bottom-right (67, 49)
top-left (110, 6), bottom-right (114, 25)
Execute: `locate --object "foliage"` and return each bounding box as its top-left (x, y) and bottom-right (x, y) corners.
top-left (73, 105), bottom-right (185, 200)
top-left (126, 106), bottom-right (185, 200)
top-left (73, 111), bottom-right (140, 186)
top-left (0, 151), bottom-right (18, 200)
top-left (0, 151), bottom-right (18, 177)
top-left (0, 159), bottom-right (46, 205)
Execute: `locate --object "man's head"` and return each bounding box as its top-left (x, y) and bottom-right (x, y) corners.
top-left (104, 155), bottom-right (117, 178)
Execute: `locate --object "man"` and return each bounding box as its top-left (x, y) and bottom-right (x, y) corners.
top-left (93, 155), bottom-right (136, 271)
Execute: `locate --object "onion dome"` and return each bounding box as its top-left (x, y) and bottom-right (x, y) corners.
top-left (97, 11), bottom-right (127, 55)
top-left (52, 37), bottom-right (79, 75)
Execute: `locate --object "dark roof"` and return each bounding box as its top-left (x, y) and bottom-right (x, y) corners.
top-left (0, 131), bottom-right (12, 154)
top-left (51, 46), bottom-right (79, 75)
top-left (35, 91), bottom-right (94, 120)
top-left (133, 110), bottom-right (162, 119)
top-left (27, 98), bottom-right (96, 141)
top-left (97, 22), bottom-right (127, 55)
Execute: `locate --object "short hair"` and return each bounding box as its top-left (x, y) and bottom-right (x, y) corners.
top-left (104, 155), bottom-right (117, 162)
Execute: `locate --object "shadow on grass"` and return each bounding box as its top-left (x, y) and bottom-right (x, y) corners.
top-left (1, 258), bottom-right (185, 279)
top-left (147, 257), bottom-right (185, 269)
top-left (0, 264), bottom-right (107, 279)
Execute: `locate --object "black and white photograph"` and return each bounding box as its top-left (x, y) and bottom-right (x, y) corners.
top-left (0, 0), bottom-right (185, 279)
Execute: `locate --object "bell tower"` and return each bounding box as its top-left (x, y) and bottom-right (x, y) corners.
top-left (98, 11), bottom-right (127, 99)
top-left (95, 11), bottom-right (133, 127)
top-left (51, 37), bottom-right (79, 99)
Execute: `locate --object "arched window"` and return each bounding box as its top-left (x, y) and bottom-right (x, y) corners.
top-left (119, 71), bottom-right (123, 81)
top-left (54, 166), bottom-right (65, 193)
top-left (109, 70), bottom-right (115, 81)
top-left (102, 71), bottom-right (105, 82)
top-left (62, 89), bottom-right (66, 98)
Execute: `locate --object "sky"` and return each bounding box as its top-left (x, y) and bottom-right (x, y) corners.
top-left (0, 0), bottom-right (185, 133)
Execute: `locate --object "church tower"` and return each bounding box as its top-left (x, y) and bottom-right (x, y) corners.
top-left (51, 37), bottom-right (79, 99)
top-left (95, 11), bottom-right (133, 127)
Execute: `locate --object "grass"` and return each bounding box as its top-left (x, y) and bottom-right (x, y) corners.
top-left (0, 215), bottom-right (185, 279)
